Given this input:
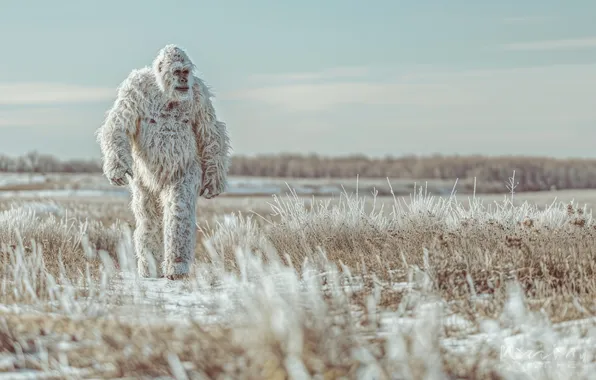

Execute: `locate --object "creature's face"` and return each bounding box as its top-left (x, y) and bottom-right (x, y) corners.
top-left (167, 61), bottom-right (194, 101)
top-left (153, 45), bottom-right (195, 102)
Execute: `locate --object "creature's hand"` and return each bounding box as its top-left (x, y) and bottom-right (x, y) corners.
top-left (199, 171), bottom-right (221, 199)
top-left (106, 163), bottom-right (133, 186)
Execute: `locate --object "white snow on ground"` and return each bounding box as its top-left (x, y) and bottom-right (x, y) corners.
top-left (102, 272), bottom-right (596, 361)
top-left (0, 182), bottom-right (341, 198)
top-left (0, 173), bottom-right (345, 197)
top-left (107, 273), bottom-right (235, 325)
top-left (0, 173), bottom-right (47, 187)
top-left (1, 252), bottom-right (595, 379)
top-left (0, 187), bottom-right (344, 198)
top-left (115, 275), bottom-right (593, 380)
top-left (0, 189), bottom-right (130, 199)
top-left (2, 177), bottom-right (596, 378)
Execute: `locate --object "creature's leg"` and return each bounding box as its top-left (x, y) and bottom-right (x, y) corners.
top-left (131, 180), bottom-right (164, 278)
top-left (161, 167), bottom-right (200, 278)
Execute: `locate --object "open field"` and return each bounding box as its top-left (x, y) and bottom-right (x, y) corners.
top-left (5, 172), bottom-right (596, 211)
top-left (0, 172), bottom-right (480, 198)
top-left (6, 152), bottom-right (596, 193)
top-left (1, 174), bottom-right (596, 379)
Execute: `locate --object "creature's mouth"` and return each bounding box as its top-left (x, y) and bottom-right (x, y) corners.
top-left (175, 86), bottom-right (190, 92)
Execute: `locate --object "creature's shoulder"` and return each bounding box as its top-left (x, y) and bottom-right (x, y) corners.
top-left (192, 75), bottom-right (215, 107)
top-left (116, 67), bottom-right (156, 98)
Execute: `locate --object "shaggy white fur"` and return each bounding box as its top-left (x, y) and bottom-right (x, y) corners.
top-left (96, 44), bottom-right (231, 279)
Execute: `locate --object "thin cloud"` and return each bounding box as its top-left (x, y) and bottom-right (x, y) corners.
top-left (502, 16), bottom-right (549, 25)
top-left (230, 64), bottom-right (596, 111)
top-left (501, 37), bottom-right (596, 51)
top-left (0, 83), bottom-right (115, 105)
top-left (247, 66), bottom-right (370, 84)
top-left (224, 82), bottom-right (479, 111)
top-left (223, 63), bottom-right (596, 116)
top-left (221, 63), bottom-right (596, 157)
top-left (0, 106), bottom-right (96, 128)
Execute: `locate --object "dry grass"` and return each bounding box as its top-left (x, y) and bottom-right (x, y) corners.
top-left (0, 182), bottom-right (595, 379)
top-left (204, 187), bottom-right (596, 320)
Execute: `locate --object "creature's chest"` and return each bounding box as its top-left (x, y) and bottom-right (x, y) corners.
top-left (138, 102), bottom-right (196, 156)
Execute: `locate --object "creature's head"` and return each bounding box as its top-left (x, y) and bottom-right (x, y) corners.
top-left (152, 44), bottom-right (196, 101)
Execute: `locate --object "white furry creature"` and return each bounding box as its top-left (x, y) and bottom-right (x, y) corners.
top-left (96, 44), bottom-right (231, 280)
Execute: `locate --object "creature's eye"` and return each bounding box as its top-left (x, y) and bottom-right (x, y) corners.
top-left (173, 69), bottom-right (181, 76)
top-left (182, 69), bottom-right (189, 75)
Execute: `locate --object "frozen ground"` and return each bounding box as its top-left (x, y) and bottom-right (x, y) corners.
top-left (1, 177), bottom-right (596, 378)
top-left (0, 173), bottom-right (346, 196)
top-left (0, 173), bottom-right (459, 198)
top-left (4, 173), bottom-right (596, 213)
top-left (2, 256), bottom-right (595, 379)
top-left (0, 173), bottom-right (47, 187)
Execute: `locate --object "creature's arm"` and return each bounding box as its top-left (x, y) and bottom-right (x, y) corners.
top-left (193, 78), bottom-right (231, 198)
top-left (95, 72), bottom-right (143, 186)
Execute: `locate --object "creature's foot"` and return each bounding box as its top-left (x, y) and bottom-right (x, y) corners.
top-left (166, 273), bottom-right (190, 281)
top-left (163, 259), bottom-right (190, 280)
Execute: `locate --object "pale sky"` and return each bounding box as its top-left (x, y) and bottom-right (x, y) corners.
top-left (1, 0), bottom-right (596, 159)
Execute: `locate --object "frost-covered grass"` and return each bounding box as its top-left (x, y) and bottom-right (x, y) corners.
top-left (0, 183), bottom-right (595, 379)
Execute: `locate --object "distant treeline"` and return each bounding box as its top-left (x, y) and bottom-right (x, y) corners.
top-left (2, 151), bottom-right (596, 192)
top-left (0, 152), bottom-right (101, 174)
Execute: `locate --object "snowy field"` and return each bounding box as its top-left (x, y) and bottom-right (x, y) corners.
top-left (0, 172), bottom-right (473, 199)
top-left (0, 174), bottom-right (596, 379)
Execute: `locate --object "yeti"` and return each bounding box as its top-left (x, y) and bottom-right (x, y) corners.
top-left (96, 44), bottom-right (231, 280)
